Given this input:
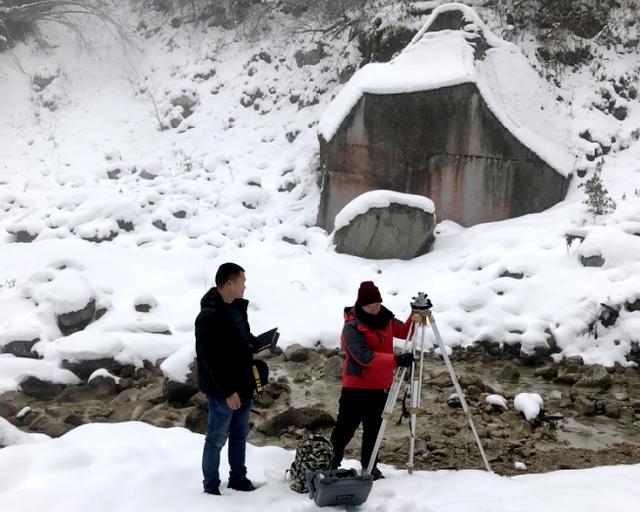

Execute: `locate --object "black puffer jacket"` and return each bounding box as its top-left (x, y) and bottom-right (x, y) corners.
top-left (195, 288), bottom-right (256, 400)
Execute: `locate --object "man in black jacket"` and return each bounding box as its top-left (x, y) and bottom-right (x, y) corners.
top-left (195, 262), bottom-right (257, 495)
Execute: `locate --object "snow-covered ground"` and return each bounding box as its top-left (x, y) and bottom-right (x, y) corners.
top-left (1, 418), bottom-right (639, 511)
top-left (1, 2), bottom-right (640, 509)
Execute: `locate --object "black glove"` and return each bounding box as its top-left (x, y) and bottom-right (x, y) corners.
top-left (395, 352), bottom-right (414, 368)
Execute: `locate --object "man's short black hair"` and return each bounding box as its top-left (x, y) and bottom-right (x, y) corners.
top-left (215, 262), bottom-right (245, 287)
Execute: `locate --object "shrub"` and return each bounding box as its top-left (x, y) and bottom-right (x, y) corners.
top-left (579, 162), bottom-right (617, 219)
top-left (0, 0), bottom-right (114, 50)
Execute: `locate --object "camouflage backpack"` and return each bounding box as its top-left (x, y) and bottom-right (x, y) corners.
top-left (288, 433), bottom-right (334, 493)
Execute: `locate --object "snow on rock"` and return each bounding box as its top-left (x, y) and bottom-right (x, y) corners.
top-left (0, 417), bottom-right (50, 447)
top-left (38, 331), bottom-right (123, 363)
top-left (0, 354), bottom-right (81, 394)
top-left (333, 190), bottom-right (435, 232)
top-left (514, 392), bottom-right (544, 422)
top-left (73, 218), bottom-right (120, 242)
top-left (160, 344), bottom-right (196, 383)
top-left (514, 461), bottom-right (528, 471)
top-left (318, 3), bottom-right (573, 175)
top-left (485, 394), bottom-right (508, 410)
top-left (23, 269), bottom-right (96, 316)
top-left (88, 368), bottom-right (120, 383)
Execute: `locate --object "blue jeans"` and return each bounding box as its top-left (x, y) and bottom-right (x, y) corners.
top-left (202, 395), bottom-right (252, 491)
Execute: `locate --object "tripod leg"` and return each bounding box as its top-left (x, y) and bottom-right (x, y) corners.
top-left (365, 366), bottom-right (406, 476)
top-left (407, 324), bottom-right (425, 474)
top-left (426, 311), bottom-right (492, 472)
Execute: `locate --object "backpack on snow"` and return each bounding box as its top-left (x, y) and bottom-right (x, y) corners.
top-left (288, 433), bottom-right (334, 493)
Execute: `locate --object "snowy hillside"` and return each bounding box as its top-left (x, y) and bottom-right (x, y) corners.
top-left (1, 1), bottom-right (640, 509)
top-left (1, 1), bottom-right (639, 391)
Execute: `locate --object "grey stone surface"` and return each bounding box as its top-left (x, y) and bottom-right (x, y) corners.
top-left (323, 355), bottom-right (343, 380)
top-left (497, 363), bottom-right (520, 383)
top-left (580, 254), bottom-right (605, 267)
top-left (284, 344), bottom-right (310, 363)
top-left (318, 83), bottom-right (570, 231)
top-left (1, 339), bottom-right (40, 358)
top-left (19, 376), bottom-right (65, 400)
top-left (62, 357), bottom-right (123, 382)
top-left (256, 406), bottom-right (335, 436)
top-left (333, 203), bottom-right (436, 260)
top-left (56, 298), bottom-right (96, 336)
top-left (574, 364), bottom-right (612, 390)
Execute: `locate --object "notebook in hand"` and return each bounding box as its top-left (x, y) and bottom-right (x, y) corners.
top-left (253, 328), bottom-right (279, 353)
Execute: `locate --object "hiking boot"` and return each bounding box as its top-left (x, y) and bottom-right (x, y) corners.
top-left (370, 467), bottom-right (385, 481)
top-left (228, 478), bottom-right (256, 492)
top-left (204, 487), bottom-right (221, 495)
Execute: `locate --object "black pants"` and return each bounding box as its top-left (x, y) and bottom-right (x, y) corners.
top-left (330, 388), bottom-right (388, 470)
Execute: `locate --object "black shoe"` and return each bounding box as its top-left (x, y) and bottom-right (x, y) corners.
top-left (370, 467), bottom-right (385, 481)
top-left (204, 487), bottom-right (221, 495)
top-left (228, 478), bottom-right (256, 492)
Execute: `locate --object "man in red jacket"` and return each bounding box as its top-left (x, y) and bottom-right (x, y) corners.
top-left (330, 281), bottom-right (414, 480)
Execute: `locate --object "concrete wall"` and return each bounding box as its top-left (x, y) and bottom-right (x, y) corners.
top-left (317, 83), bottom-right (570, 230)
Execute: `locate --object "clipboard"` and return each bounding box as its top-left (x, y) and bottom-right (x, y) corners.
top-left (252, 327), bottom-right (279, 353)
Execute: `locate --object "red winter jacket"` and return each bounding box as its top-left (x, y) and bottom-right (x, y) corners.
top-left (340, 306), bottom-right (412, 389)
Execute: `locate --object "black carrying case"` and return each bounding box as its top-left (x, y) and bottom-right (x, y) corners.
top-left (306, 468), bottom-right (373, 507)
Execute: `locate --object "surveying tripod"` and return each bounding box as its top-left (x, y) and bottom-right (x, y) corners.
top-left (365, 292), bottom-right (492, 475)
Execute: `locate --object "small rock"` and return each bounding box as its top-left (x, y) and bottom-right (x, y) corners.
top-left (535, 365), bottom-right (558, 380)
top-left (574, 365), bottom-right (612, 390)
top-left (0, 339), bottom-right (40, 358)
top-left (28, 415), bottom-right (70, 437)
top-left (497, 363), bottom-right (520, 383)
top-left (56, 298), bottom-right (97, 336)
top-left (184, 407), bottom-right (208, 434)
top-left (554, 373), bottom-right (580, 385)
top-left (580, 255), bottom-right (605, 267)
top-left (254, 392), bottom-right (275, 408)
top-left (605, 401), bottom-right (621, 419)
top-left (256, 407), bottom-right (334, 436)
top-left (88, 375), bottom-right (118, 397)
top-left (284, 344), bottom-right (309, 362)
top-left (323, 355), bottom-right (343, 380)
top-left (163, 377), bottom-right (199, 405)
top-left (563, 355), bottom-right (584, 366)
top-left (62, 358), bottom-right (123, 382)
top-left (19, 376), bottom-right (65, 400)
top-left (447, 393), bottom-right (462, 408)
top-left (574, 396), bottom-right (596, 416)
top-left (264, 381), bottom-right (291, 399)
top-left (0, 400), bottom-right (18, 418)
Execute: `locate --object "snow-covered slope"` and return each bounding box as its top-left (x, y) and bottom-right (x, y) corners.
top-left (0, 3), bottom-right (639, 392)
top-left (1, 421), bottom-right (639, 511)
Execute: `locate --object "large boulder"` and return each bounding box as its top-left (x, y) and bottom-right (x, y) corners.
top-left (332, 192), bottom-right (436, 260)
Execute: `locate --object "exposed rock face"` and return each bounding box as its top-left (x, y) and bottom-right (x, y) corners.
top-left (333, 203), bottom-right (436, 260)
top-left (318, 84), bottom-right (570, 231)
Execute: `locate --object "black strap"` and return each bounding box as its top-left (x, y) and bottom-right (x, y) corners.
top-left (397, 388), bottom-right (410, 425)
